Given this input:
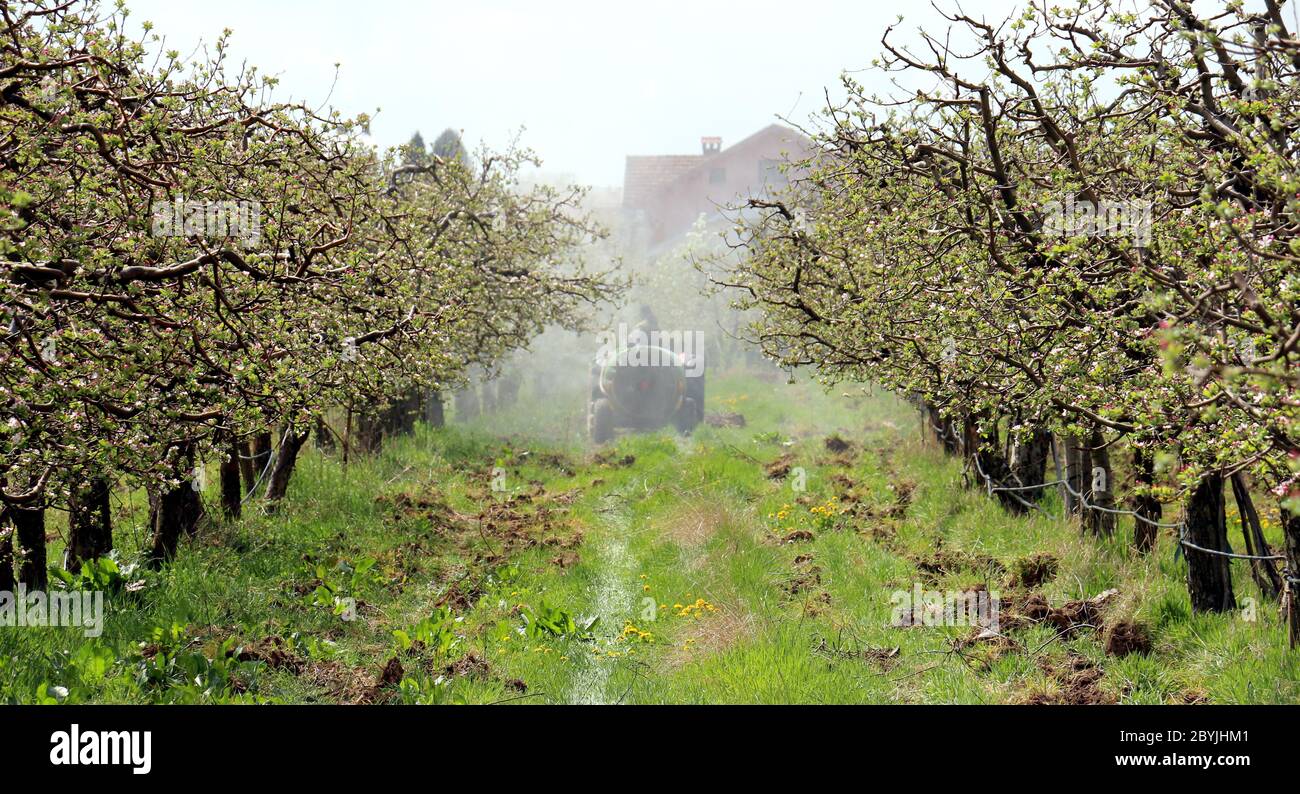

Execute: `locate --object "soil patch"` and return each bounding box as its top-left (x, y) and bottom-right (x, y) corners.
top-left (1020, 654), bottom-right (1115, 705)
top-left (658, 501), bottom-right (731, 549)
top-left (1104, 619), bottom-right (1152, 657)
top-left (705, 412), bottom-right (747, 428)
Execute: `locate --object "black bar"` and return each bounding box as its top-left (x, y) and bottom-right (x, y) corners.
top-left (0, 705), bottom-right (1287, 781)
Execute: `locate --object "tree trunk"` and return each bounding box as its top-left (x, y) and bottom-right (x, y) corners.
top-left (220, 443), bottom-right (243, 520)
top-left (925, 404), bottom-right (958, 455)
top-left (13, 505), bottom-right (47, 588)
top-left (247, 432), bottom-right (273, 494)
top-left (265, 431), bottom-right (309, 503)
top-left (1130, 448), bottom-right (1162, 553)
top-left (355, 411), bottom-right (383, 455)
top-left (65, 477), bottom-right (113, 572)
top-left (1230, 473), bottom-right (1281, 600)
top-left (379, 396), bottom-right (401, 437)
top-left (1063, 433), bottom-right (1086, 517)
top-left (454, 387), bottom-right (480, 422)
top-left (424, 390), bottom-right (445, 428)
top-left (236, 439), bottom-right (256, 495)
top-left (1281, 501), bottom-right (1300, 648)
top-left (922, 402), bottom-right (939, 445)
top-left (315, 415), bottom-right (336, 454)
top-left (1184, 473), bottom-right (1235, 614)
top-left (1083, 430), bottom-right (1115, 537)
top-left (343, 407), bottom-right (353, 465)
top-left (1051, 436), bottom-right (1070, 514)
top-left (147, 480), bottom-right (205, 567)
top-left (480, 380), bottom-right (498, 414)
top-left (0, 514), bottom-right (14, 593)
top-left (496, 372), bottom-right (521, 409)
top-left (385, 388), bottom-right (422, 435)
top-left (964, 414), bottom-right (1026, 514)
top-left (1011, 428), bottom-right (1051, 493)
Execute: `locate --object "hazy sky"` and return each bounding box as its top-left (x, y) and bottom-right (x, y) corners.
top-left (123, 0), bottom-right (1020, 187)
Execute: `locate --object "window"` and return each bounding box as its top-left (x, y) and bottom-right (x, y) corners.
top-left (758, 159), bottom-right (787, 183)
top-left (709, 167), bottom-right (726, 185)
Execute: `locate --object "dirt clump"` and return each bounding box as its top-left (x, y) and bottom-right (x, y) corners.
top-left (824, 435), bottom-right (853, 454)
top-left (1104, 619), bottom-right (1152, 657)
top-left (1051, 589), bottom-right (1118, 634)
top-left (1016, 592), bottom-right (1053, 623)
top-left (443, 652), bottom-right (492, 680)
top-left (883, 480), bottom-right (917, 519)
top-left (801, 591), bottom-right (833, 617)
top-left (377, 657), bottom-right (404, 686)
top-left (784, 566), bottom-right (822, 595)
top-left (510, 450), bottom-right (576, 476)
top-left (234, 636), bottom-right (306, 674)
top-left (435, 581), bottom-right (482, 611)
top-left (550, 551), bottom-right (580, 569)
top-left (1021, 654), bottom-right (1115, 705)
top-left (594, 451), bottom-right (636, 467)
top-left (912, 548), bottom-right (1005, 584)
top-left (987, 588), bottom-right (1119, 638)
top-left (542, 530), bottom-right (584, 549)
top-left (830, 473), bottom-right (859, 503)
top-left (765, 454), bottom-right (795, 480)
top-left (305, 658), bottom-right (399, 705)
top-left (894, 585), bottom-right (992, 628)
top-left (1008, 552), bottom-right (1059, 588)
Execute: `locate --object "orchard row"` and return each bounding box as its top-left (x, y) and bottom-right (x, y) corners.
top-left (721, 0), bottom-right (1300, 641)
top-left (0, 1), bottom-right (617, 580)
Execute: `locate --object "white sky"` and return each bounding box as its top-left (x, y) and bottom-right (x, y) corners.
top-left (122, 0), bottom-right (1022, 187)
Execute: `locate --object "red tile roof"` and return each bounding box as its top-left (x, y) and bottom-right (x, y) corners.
top-left (622, 154), bottom-right (705, 209)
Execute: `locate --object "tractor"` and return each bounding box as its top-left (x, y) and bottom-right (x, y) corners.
top-left (587, 344), bottom-right (704, 443)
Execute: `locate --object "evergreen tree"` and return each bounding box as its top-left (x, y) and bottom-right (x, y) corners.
top-left (432, 128), bottom-right (468, 165)
top-left (402, 131), bottom-right (429, 166)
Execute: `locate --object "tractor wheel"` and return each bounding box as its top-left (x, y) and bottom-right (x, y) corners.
top-left (590, 398), bottom-right (615, 443)
top-left (685, 373), bottom-right (705, 424)
top-left (674, 397), bottom-right (699, 435)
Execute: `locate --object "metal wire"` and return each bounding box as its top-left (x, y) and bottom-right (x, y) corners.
top-left (240, 429), bottom-right (287, 505)
top-left (958, 429), bottom-right (1287, 563)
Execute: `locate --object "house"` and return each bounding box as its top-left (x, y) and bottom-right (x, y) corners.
top-left (622, 123), bottom-right (812, 248)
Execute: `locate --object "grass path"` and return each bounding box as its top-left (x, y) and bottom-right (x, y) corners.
top-left (567, 492), bottom-right (636, 704)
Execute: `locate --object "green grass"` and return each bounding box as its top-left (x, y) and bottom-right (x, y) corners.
top-left (2, 370), bottom-right (1298, 704)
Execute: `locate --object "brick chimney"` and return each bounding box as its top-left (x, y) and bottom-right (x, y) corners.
top-left (701, 136), bottom-right (721, 156)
